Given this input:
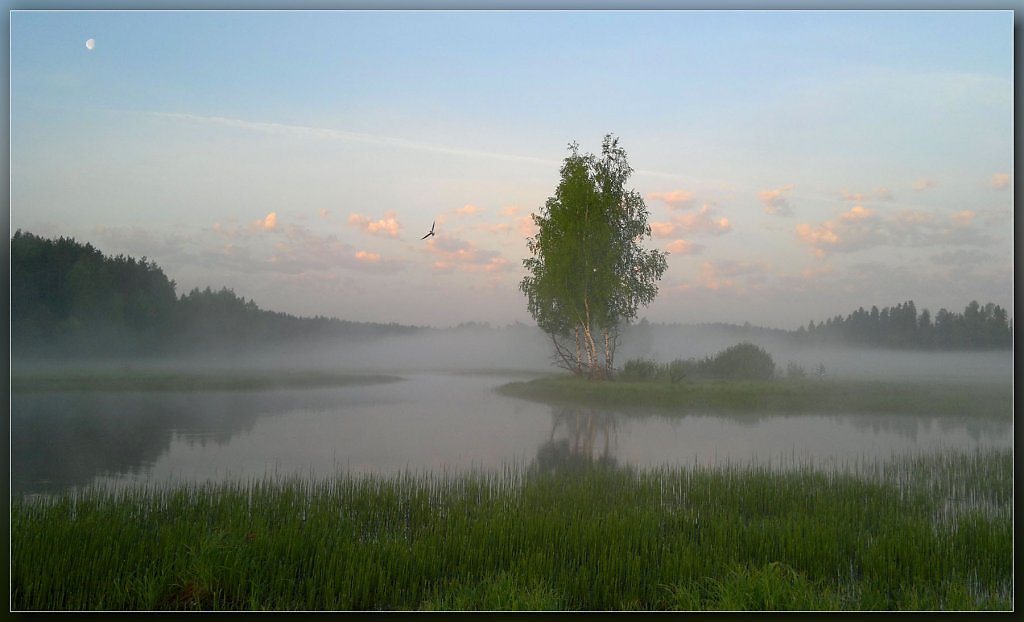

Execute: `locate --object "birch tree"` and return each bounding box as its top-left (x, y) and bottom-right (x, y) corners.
top-left (520, 134), bottom-right (667, 379)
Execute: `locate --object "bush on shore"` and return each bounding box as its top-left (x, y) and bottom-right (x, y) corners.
top-left (620, 342), bottom-right (775, 382)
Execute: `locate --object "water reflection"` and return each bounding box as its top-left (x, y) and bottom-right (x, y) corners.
top-left (534, 406), bottom-right (619, 473)
top-left (532, 403), bottom-right (1012, 474)
top-left (10, 373), bottom-right (1013, 497)
top-left (10, 388), bottom-right (354, 495)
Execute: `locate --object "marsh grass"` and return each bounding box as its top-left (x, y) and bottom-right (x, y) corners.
top-left (11, 448), bottom-right (1011, 611)
top-left (10, 369), bottom-right (403, 393)
top-left (496, 375), bottom-right (1011, 417)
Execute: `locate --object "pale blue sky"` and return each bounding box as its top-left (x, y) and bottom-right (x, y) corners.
top-left (9, 9), bottom-right (1014, 328)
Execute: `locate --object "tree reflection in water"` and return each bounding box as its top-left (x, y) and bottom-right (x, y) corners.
top-left (533, 405), bottom-right (620, 473)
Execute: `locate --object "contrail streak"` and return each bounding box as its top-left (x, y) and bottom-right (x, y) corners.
top-left (152, 111), bottom-right (727, 187)
top-left (153, 112), bottom-right (559, 167)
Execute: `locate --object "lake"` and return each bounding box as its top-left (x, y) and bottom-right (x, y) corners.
top-left (11, 371), bottom-right (1012, 496)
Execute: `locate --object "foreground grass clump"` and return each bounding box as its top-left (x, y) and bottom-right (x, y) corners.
top-left (497, 375), bottom-right (1011, 417)
top-left (12, 449), bottom-right (1011, 611)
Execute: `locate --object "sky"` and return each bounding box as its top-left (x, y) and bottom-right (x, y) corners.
top-left (9, 9), bottom-right (1014, 329)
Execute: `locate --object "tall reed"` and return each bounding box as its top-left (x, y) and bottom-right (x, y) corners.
top-left (11, 448), bottom-right (1011, 611)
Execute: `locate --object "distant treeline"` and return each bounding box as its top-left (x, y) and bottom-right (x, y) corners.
top-left (10, 231), bottom-right (422, 358)
top-left (10, 231), bottom-right (1013, 357)
top-left (793, 300), bottom-right (1012, 350)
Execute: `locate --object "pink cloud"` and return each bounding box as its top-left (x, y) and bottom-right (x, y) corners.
top-left (912, 178), bottom-right (938, 191)
top-left (195, 220), bottom-right (409, 276)
top-left (839, 205), bottom-right (874, 221)
top-left (348, 210), bottom-right (401, 237)
top-left (501, 205), bottom-right (521, 216)
top-left (990, 172), bottom-right (1011, 190)
top-left (950, 210), bottom-right (975, 227)
top-left (354, 250), bottom-right (381, 263)
top-left (318, 208), bottom-right (331, 219)
top-left (795, 203), bottom-right (988, 258)
top-left (650, 221), bottom-right (676, 238)
top-left (800, 264), bottom-right (833, 280)
top-left (795, 223), bottom-right (841, 258)
top-left (665, 239), bottom-right (702, 255)
top-left (272, 226), bottom-right (405, 274)
top-left (211, 222), bottom-right (231, 238)
top-left (674, 204), bottom-right (732, 235)
top-left (646, 190), bottom-right (695, 209)
top-left (794, 206), bottom-right (876, 253)
top-left (478, 223), bottom-right (513, 235)
top-left (423, 234), bottom-right (510, 274)
top-left (665, 260), bottom-right (775, 295)
top-left (894, 210), bottom-right (932, 225)
top-left (518, 215), bottom-right (538, 237)
top-left (691, 259), bottom-right (774, 293)
top-left (758, 185), bottom-right (795, 216)
top-left (256, 212), bottom-right (278, 231)
top-left (438, 203), bottom-right (486, 225)
top-left (699, 261), bottom-right (731, 290)
top-left (795, 205), bottom-right (879, 257)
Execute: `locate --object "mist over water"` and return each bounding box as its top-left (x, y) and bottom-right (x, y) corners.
top-left (13, 321), bottom-right (1011, 384)
top-left (614, 324), bottom-right (1013, 384)
top-left (10, 325), bottom-right (1012, 497)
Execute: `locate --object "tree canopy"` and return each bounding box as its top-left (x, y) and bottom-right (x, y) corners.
top-left (795, 299), bottom-right (1012, 349)
top-left (10, 230), bottom-right (420, 359)
top-left (520, 135), bottom-right (668, 378)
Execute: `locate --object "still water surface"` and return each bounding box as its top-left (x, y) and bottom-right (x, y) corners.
top-left (11, 372), bottom-right (1011, 496)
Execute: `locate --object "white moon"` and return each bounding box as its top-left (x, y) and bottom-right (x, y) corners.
top-left (85, 38), bottom-right (95, 51)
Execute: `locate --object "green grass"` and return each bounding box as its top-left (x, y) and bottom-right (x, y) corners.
top-left (9, 369), bottom-right (403, 393)
top-left (496, 375), bottom-right (1011, 417)
top-left (11, 449), bottom-right (1012, 611)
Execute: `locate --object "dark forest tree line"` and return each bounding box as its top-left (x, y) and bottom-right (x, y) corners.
top-left (11, 231), bottom-right (1012, 358)
top-left (794, 300), bottom-right (1012, 350)
top-left (11, 230), bottom-right (420, 358)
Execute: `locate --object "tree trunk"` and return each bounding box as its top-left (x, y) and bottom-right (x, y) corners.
top-left (581, 322), bottom-right (596, 375)
top-left (575, 325), bottom-right (582, 374)
top-left (603, 326), bottom-right (612, 376)
top-left (581, 297), bottom-right (602, 379)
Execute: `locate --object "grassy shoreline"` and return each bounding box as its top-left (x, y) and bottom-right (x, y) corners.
top-left (11, 449), bottom-right (1012, 611)
top-left (9, 369), bottom-right (404, 393)
top-left (496, 375), bottom-right (1012, 417)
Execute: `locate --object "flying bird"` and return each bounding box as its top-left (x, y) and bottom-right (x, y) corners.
top-left (421, 220), bottom-right (436, 240)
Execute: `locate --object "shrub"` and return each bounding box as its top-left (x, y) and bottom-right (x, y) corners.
top-left (667, 359), bottom-right (689, 383)
top-left (619, 344), bottom-right (776, 383)
top-left (620, 358), bottom-right (660, 382)
top-left (705, 342), bottom-right (775, 381)
top-left (786, 362), bottom-right (807, 380)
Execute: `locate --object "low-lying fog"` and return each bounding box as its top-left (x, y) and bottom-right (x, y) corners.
top-left (58, 322), bottom-right (1008, 385)
top-left (12, 323), bottom-right (1012, 496)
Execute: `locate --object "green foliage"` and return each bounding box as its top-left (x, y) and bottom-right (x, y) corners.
top-left (664, 562), bottom-right (843, 610)
top-left (520, 135), bottom-right (667, 377)
top-left (620, 358), bottom-right (661, 381)
top-left (786, 362), bottom-right (807, 380)
top-left (421, 571), bottom-right (563, 611)
top-left (799, 299), bottom-right (1012, 349)
top-left (704, 342), bottom-right (776, 381)
top-left (620, 357), bottom-right (693, 383)
top-left (10, 230), bottom-right (422, 359)
top-left (11, 449), bottom-right (1012, 610)
top-left (620, 342), bottom-right (776, 383)
top-left (11, 230), bottom-right (178, 356)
